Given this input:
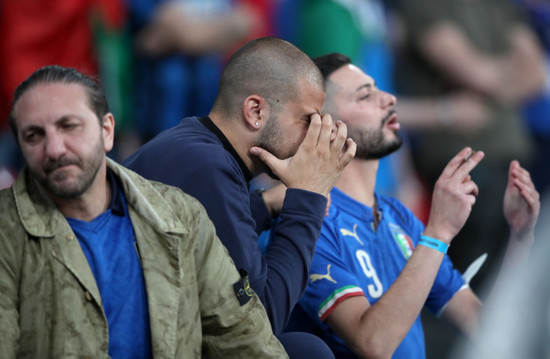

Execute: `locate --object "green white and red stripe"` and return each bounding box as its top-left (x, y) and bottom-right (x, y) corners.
top-left (318, 285), bottom-right (364, 321)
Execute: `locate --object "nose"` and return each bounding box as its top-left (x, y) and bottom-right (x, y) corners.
top-left (44, 133), bottom-right (67, 160)
top-left (381, 91), bottom-right (397, 108)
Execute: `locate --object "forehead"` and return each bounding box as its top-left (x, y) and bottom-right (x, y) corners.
top-left (329, 64), bottom-right (375, 93)
top-left (14, 83), bottom-right (92, 122)
top-left (292, 77), bottom-right (325, 112)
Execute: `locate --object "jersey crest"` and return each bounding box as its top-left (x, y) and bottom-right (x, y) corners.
top-left (389, 222), bottom-right (414, 259)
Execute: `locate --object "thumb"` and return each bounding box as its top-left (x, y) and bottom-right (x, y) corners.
top-left (250, 146), bottom-right (282, 173)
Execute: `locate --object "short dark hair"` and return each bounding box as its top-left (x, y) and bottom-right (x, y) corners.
top-left (312, 53), bottom-right (352, 82)
top-left (9, 65), bottom-right (109, 137)
top-left (213, 37), bottom-right (324, 116)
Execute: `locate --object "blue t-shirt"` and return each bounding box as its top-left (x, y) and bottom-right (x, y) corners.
top-left (299, 188), bottom-right (465, 359)
top-left (67, 171), bottom-right (152, 358)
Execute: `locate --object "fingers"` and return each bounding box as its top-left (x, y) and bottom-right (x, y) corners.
top-left (454, 149), bottom-right (485, 178)
top-left (439, 147), bottom-right (472, 178)
top-left (509, 160), bottom-right (540, 210)
top-left (249, 146), bottom-right (279, 172)
top-left (333, 120), bottom-right (356, 165)
top-left (461, 179), bottom-right (479, 206)
top-left (331, 119), bottom-right (348, 149)
top-left (317, 113), bottom-right (333, 148)
top-left (301, 113), bottom-right (338, 153)
top-left (340, 138), bottom-right (357, 165)
top-left (440, 147), bottom-right (485, 182)
top-left (299, 113), bottom-right (323, 152)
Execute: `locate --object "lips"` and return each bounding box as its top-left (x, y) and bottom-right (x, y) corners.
top-left (384, 111), bottom-right (400, 131)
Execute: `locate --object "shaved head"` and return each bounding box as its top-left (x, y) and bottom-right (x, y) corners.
top-left (212, 37), bottom-right (324, 116)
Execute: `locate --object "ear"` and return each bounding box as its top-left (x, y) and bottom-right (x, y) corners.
top-left (242, 95), bottom-right (268, 130)
top-left (102, 113), bottom-right (115, 152)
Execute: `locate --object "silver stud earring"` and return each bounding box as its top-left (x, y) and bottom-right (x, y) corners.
top-left (255, 121), bottom-right (259, 127)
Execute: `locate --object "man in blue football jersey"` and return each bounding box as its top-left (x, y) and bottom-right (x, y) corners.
top-left (296, 53), bottom-right (540, 359)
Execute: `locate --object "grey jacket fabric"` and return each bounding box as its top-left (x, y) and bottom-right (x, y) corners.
top-left (0, 158), bottom-right (287, 358)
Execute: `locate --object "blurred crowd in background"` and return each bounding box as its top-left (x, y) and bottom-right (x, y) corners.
top-left (1, 0), bottom-right (550, 357)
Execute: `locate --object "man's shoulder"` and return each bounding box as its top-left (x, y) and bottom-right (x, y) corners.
top-left (0, 186), bottom-right (18, 224)
top-left (126, 119), bottom-right (228, 168)
top-left (113, 160), bottom-right (207, 218)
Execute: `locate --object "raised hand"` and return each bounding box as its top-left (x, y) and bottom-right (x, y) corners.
top-left (250, 113), bottom-right (356, 197)
top-left (424, 147), bottom-right (485, 243)
top-left (503, 160), bottom-right (540, 239)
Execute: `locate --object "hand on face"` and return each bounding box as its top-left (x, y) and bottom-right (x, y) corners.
top-left (424, 147), bottom-right (485, 243)
top-left (249, 113), bottom-right (356, 197)
top-left (503, 160), bottom-right (540, 239)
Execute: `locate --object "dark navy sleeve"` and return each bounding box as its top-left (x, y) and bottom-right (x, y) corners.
top-left (265, 188), bottom-right (327, 332)
top-left (125, 124), bottom-right (327, 334)
top-left (249, 192), bottom-right (273, 235)
top-left (174, 162), bottom-right (327, 334)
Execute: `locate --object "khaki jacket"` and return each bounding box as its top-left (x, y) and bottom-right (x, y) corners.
top-left (0, 159), bottom-right (287, 358)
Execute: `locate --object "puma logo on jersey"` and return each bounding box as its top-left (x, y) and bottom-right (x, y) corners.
top-left (310, 264), bottom-right (337, 284)
top-left (340, 224), bottom-right (363, 245)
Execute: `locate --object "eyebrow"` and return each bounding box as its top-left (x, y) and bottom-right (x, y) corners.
top-left (355, 81), bottom-right (377, 92)
top-left (20, 115), bottom-right (82, 133)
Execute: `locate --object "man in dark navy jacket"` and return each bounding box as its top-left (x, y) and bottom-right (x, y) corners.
top-left (125, 37), bottom-right (356, 357)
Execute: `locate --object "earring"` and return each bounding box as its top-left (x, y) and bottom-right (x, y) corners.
top-left (255, 121), bottom-right (259, 127)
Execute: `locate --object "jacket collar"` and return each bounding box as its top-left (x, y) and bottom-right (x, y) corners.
top-left (13, 158), bottom-right (187, 238)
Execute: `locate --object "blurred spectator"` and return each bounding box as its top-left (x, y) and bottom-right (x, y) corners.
top-left (0, 0), bottom-right (126, 173)
top-left (392, 0), bottom-right (546, 294)
top-left (297, 0), bottom-right (412, 203)
top-left (126, 0), bottom-right (268, 158)
top-left (512, 0), bottom-right (550, 198)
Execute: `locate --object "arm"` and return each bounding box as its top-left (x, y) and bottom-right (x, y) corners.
top-left (443, 161), bottom-right (539, 337)
top-left (395, 93), bottom-right (491, 134)
top-left (179, 162), bottom-right (328, 335)
top-left (325, 148), bottom-right (485, 359)
top-left (419, 22), bottom-right (545, 104)
top-left (193, 202), bottom-right (287, 358)
top-left (488, 160), bottom-right (540, 297)
top-left (0, 225), bottom-right (21, 357)
top-left (134, 2), bottom-right (257, 56)
top-left (501, 160), bottom-right (539, 264)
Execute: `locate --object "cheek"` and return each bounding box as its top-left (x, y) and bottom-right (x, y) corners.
top-left (22, 147), bottom-right (43, 169)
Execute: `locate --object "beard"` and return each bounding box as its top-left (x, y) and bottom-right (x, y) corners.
top-left (255, 113), bottom-right (289, 180)
top-left (350, 111), bottom-right (403, 160)
top-left (256, 112), bottom-right (294, 160)
top-left (34, 137), bottom-right (105, 199)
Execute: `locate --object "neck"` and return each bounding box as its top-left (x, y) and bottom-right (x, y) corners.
top-left (209, 111), bottom-right (263, 177)
top-left (335, 158), bottom-right (379, 208)
top-left (52, 162), bottom-right (111, 222)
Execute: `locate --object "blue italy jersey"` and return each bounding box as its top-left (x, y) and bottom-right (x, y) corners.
top-left (299, 188), bottom-right (465, 359)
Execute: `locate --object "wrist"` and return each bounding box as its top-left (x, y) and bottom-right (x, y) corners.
top-left (422, 226), bottom-right (452, 245)
top-left (418, 235), bottom-right (449, 254)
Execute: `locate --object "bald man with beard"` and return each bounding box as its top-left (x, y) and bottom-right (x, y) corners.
top-left (125, 37), bottom-right (356, 358)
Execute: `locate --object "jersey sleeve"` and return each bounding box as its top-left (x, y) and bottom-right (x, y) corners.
top-left (425, 254), bottom-right (466, 315)
top-left (384, 197), bottom-right (465, 315)
top-left (299, 221), bottom-right (364, 326)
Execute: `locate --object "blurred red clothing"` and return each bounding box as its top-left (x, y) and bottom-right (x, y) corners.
top-left (0, 0), bottom-right (125, 130)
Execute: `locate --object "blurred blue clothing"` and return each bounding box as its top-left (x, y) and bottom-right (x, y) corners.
top-left (128, 0), bottom-right (234, 140)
